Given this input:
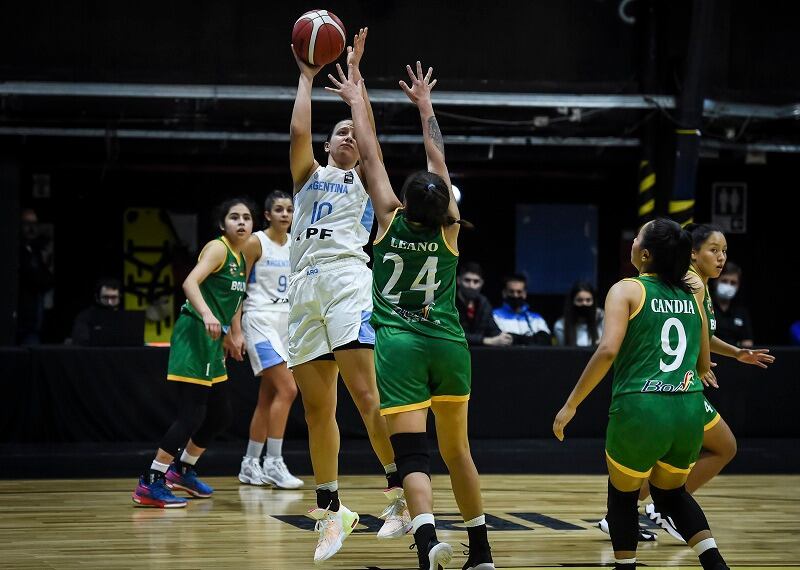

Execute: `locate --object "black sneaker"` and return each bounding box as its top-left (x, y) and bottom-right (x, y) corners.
top-left (461, 543), bottom-right (495, 570)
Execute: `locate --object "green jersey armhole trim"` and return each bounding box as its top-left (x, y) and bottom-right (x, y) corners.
top-left (198, 240), bottom-right (227, 273)
top-left (622, 278), bottom-right (646, 321)
top-left (220, 236), bottom-right (245, 269)
top-left (441, 225), bottom-right (459, 256)
top-left (373, 207), bottom-right (401, 246)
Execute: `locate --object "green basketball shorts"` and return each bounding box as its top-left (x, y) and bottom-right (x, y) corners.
top-left (375, 326), bottom-right (470, 415)
top-left (606, 391), bottom-right (705, 478)
top-left (167, 314), bottom-right (227, 386)
top-left (702, 394), bottom-right (721, 431)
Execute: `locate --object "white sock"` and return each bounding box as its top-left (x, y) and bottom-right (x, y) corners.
top-left (411, 513), bottom-right (435, 534)
top-left (246, 439), bottom-right (264, 459)
top-left (316, 480), bottom-right (338, 492)
top-left (180, 450), bottom-right (199, 466)
top-left (693, 537), bottom-right (718, 556)
top-left (266, 438), bottom-right (283, 458)
top-left (464, 515), bottom-right (486, 527)
top-left (614, 557), bottom-right (637, 565)
top-left (383, 462), bottom-right (397, 475)
top-left (150, 460), bottom-right (169, 473)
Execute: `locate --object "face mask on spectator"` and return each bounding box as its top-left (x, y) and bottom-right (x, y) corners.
top-left (460, 287), bottom-right (480, 301)
top-left (574, 304), bottom-right (594, 319)
top-left (716, 282), bottom-right (738, 300)
top-left (504, 296), bottom-right (525, 310)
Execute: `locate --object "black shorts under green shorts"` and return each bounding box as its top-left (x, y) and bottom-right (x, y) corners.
top-left (375, 327), bottom-right (471, 416)
top-left (606, 391), bottom-right (704, 477)
top-left (167, 314), bottom-right (227, 386)
top-left (703, 394), bottom-right (722, 431)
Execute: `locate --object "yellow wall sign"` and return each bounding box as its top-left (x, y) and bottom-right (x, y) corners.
top-left (123, 208), bottom-right (176, 344)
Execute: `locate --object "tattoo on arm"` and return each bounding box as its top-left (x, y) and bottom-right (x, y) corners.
top-left (427, 116), bottom-right (445, 156)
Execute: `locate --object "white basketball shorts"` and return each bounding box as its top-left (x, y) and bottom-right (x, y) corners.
top-left (242, 310), bottom-right (289, 375)
top-left (287, 258), bottom-right (375, 368)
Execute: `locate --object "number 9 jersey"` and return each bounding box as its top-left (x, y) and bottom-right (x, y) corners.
top-left (612, 275), bottom-right (704, 398)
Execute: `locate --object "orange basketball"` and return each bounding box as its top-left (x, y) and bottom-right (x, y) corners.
top-left (292, 9), bottom-right (347, 66)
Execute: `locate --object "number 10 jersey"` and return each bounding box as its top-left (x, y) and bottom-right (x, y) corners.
top-left (290, 164), bottom-right (372, 273)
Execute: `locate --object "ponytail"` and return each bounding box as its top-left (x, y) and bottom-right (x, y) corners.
top-left (402, 171), bottom-right (474, 231)
top-left (640, 218), bottom-right (692, 293)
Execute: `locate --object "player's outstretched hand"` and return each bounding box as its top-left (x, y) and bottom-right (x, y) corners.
top-left (399, 60), bottom-right (437, 106)
top-left (325, 63), bottom-right (363, 106)
top-left (736, 347), bottom-right (775, 368)
top-left (347, 27), bottom-right (368, 69)
top-left (553, 403), bottom-right (576, 442)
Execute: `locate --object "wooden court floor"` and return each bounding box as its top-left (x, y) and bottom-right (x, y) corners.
top-left (0, 474), bottom-right (797, 569)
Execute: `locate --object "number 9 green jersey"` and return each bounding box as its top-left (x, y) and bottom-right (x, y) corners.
top-left (371, 209), bottom-right (465, 344)
top-left (612, 275), bottom-right (703, 398)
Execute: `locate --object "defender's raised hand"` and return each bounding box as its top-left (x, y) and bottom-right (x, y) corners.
top-left (347, 27), bottom-right (368, 71)
top-left (325, 63), bottom-right (363, 107)
top-left (399, 60), bottom-right (438, 106)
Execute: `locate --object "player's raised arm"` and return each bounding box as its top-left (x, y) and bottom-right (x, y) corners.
top-left (289, 47), bottom-right (323, 192)
top-left (326, 63), bottom-right (401, 231)
top-left (347, 28), bottom-right (384, 170)
top-left (399, 61), bottom-right (457, 222)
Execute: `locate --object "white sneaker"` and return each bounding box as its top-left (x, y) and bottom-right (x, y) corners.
top-left (307, 503), bottom-right (359, 564)
top-left (377, 487), bottom-right (412, 539)
top-left (262, 456), bottom-right (304, 489)
top-left (598, 515), bottom-right (657, 542)
top-left (238, 456), bottom-right (266, 486)
top-left (645, 503), bottom-right (685, 542)
top-left (421, 540), bottom-right (453, 570)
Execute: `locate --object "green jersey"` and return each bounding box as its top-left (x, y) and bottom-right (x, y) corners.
top-left (371, 210), bottom-right (465, 343)
top-left (182, 237), bottom-right (247, 327)
top-left (689, 267), bottom-right (716, 339)
top-left (612, 275), bottom-right (703, 398)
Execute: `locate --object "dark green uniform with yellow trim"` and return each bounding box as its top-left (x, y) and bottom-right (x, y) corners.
top-left (606, 275), bottom-right (705, 478)
top-left (371, 210), bottom-right (469, 415)
top-left (689, 267), bottom-right (722, 431)
top-left (167, 237), bottom-right (246, 386)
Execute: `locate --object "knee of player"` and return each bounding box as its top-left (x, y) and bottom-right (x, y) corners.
top-left (722, 435), bottom-right (738, 462)
top-left (350, 388), bottom-right (380, 415)
top-left (437, 441), bottom-right (471, 465)
top-left (390, 432), bottom-right (430, 481)
top-left (276, 380), bottom-right (299, 401)
top-left (178, 403), bottom-right (208, 432)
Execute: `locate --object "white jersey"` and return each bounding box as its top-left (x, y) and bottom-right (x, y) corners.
top-left (243, 231), bottom-right (290, 313)
top-left (290, 164), bottom-right (373, 272)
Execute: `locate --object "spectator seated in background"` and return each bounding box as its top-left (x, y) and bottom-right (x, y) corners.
top-left (554, 281), bottom-right (605, 347)
top-left (493, 273), bottom-right (551, 346)
top-left (712, 261), bottom-right (754, 348)
top-left (456, 262), bottom-right (512, 347)
top-left (70, 278), bottom-right (143, 346)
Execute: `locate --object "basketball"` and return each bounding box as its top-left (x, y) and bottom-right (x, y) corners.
top-left (292, 9), bottom-right (347, 67)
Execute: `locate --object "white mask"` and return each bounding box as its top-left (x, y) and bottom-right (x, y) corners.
top-left (716, 282), bottom-right (738, 300)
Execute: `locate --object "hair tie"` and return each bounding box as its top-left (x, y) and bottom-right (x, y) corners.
top-left (426, 183), bottom-right (436, 191)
